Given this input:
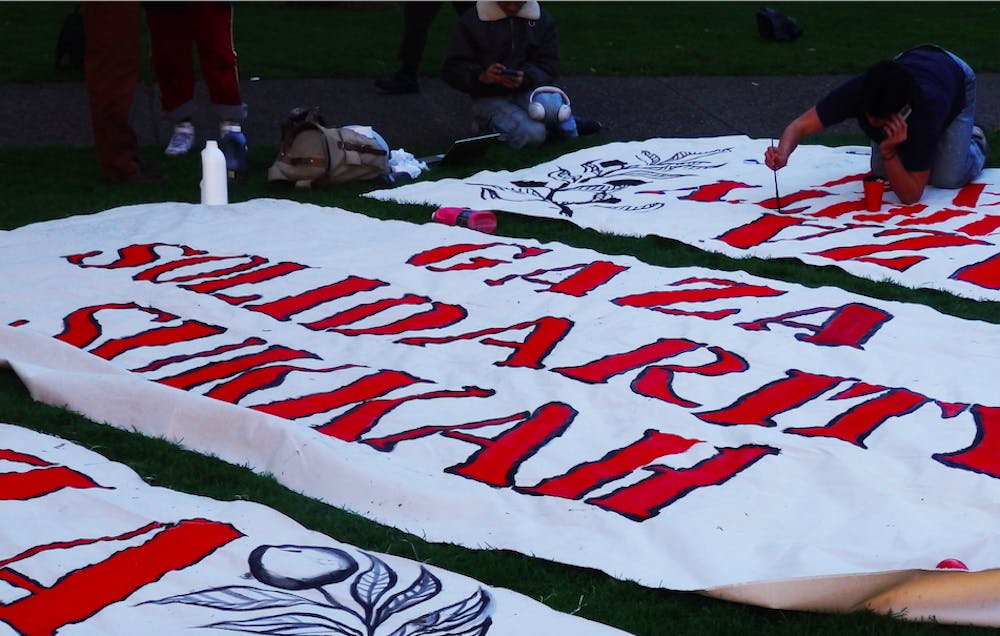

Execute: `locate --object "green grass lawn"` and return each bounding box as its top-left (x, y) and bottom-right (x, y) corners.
top-left (3, 3), bottom-right (1000, 635)
top-left (5, 1), bottom-right (1000, 82)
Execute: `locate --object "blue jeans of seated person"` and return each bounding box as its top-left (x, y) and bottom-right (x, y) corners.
top-left (472, 92), bottom-right (577, 149)
top-left (871, 50), bottom-right (985, 189)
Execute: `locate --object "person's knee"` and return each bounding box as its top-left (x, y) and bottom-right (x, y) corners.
top-left (488, 109), bottom-right (546, 148)
top-left (519, 122), bottom-right (548, 147)
top-left (930, 151), bottom-right (985, 189)
top-left (503, 125), bottom-right (546, 149)
top-left (930, 169), bottom-right (966, 189)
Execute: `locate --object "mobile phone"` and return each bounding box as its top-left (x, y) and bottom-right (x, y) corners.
top-left (898, 104), bottom-right (912, 121)
top-left (500, 68), bottom-right (520, 76)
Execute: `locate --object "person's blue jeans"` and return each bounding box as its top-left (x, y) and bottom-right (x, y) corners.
top-left (472, 92), bottom-right (579, 149)
top-left (871, 49), bottom-right (985, 188)
top-left (929, 51), bottom-right (985, 188)
top-left (472, 93), bottom-right (547, 149)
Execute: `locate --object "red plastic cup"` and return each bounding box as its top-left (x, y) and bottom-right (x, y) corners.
top-left (936, 558), bottom-right (969, 571)
top-left (431, 207), bottom-right (497, 234)
top-left (863, 176), bottom-right (884, 212)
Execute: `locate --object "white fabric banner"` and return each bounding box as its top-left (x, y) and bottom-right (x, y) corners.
top-left (367, 136), bottom-right (1000, 302)
top-left (0, 423), bottom-right (630, 635)
top-left (3, 200), bottom-right (1000, 624)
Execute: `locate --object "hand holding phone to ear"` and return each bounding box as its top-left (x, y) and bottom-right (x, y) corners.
top-left (879, 107), bottom-right (911, 162)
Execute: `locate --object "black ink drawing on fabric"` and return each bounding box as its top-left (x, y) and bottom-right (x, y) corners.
top-left (473, 146), bottom-right (732, 217)
top-left (144, 544), bottom-right (494, 635)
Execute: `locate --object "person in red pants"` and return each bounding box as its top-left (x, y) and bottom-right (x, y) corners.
top-left (82, 2), bottom-right (163, 182)
top-left (144, 1), bottom-right (247, 174)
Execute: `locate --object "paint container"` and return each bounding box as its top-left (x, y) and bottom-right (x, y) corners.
top-left (200, 140), bottom-right (228, 205)
top-left (431, 207), bottom-right (497, 234)
top-left (863, 175), bottom-right (883, 212)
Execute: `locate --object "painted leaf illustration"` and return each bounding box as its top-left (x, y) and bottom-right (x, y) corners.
top-left (373, 566), bottom-right (442, 626)
top-left (605, 179), bottom-right (647, 187)
top-left (597, 202), bottom-right (664, 212)
top-left (569, 183), bottom-right (620, 192)
top-left (609, 169), bottom-right (689, 180)
top-left (143, 585), bottom-right (315, 611)
top-left (386, 588), bottom-right (492, 636)
top-left (475, 185), bottom-right (544, 203)
top-left (548, 167), bottom-right (573, 181)
top-left (510, 180), bottom-right (548, 187)
top-left (652, 148), bottom-right (730, 164)
top-left (351, 553), bottom-right (397, 614)
top-left (207, 611), bottom-right (363, 636)
top-left (447, 620), bottom-right (493, 636)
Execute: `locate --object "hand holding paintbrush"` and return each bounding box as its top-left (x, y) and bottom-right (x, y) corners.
top-left (768, 138), bottom-right (783, 213)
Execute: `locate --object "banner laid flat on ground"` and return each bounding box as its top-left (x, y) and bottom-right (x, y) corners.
top-left (367, 135), bottom-right (1000, 302)
top-left (3, 200), bottom-right (1000, 624)
top-left (0, 423), bottom-right (631, 636)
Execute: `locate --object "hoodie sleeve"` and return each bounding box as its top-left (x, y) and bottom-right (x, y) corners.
top-left (442, 17), bottom-right (490, 96)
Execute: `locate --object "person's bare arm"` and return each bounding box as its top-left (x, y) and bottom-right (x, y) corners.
top-left (765, 107), bottom-right (825, 170)
top-left (878, 112), bottom-right (930, 204)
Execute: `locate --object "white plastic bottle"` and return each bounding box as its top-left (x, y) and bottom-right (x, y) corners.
top-left (200, 140), bottom-right (228, 205)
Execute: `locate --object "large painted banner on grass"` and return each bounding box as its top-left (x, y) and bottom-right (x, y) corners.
top-left (0, 423), bottom-right (629, 636)
top-left (367, 135), bottom-right (1000, 302)
top-left (3, 200), bottom-right (1000, 624)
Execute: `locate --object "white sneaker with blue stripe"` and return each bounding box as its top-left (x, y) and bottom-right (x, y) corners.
top-left (165, 121), bottom-right (195, 156)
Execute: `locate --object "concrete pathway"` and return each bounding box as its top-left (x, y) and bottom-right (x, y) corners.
top-left (2, 74), bottom-right (999, 153)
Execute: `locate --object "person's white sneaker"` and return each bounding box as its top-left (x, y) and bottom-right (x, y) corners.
top-left (165, 121), bottom-right (195, 156)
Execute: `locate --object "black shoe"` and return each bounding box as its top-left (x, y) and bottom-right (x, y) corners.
top-left (374, 72), bottom-right (419, 95)
top-left (574, 116), bottom-right (603, 136)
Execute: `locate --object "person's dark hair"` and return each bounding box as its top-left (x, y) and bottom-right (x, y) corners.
top-left (861, 60), bottom-right (914, 118)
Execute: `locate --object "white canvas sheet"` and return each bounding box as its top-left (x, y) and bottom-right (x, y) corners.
top-left (0, 423), bottom-right (630, 635)
top-left (3, 199), bottom-right (1000, 624)
top-left (367, 135), bottom-right (1000, 302)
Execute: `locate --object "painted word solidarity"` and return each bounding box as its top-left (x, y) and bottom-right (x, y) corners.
top-left (48, 240), bottom-right (998, 522)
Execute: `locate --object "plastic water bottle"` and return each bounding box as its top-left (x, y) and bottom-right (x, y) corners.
top-left (200, 140), bottom-right (228, 205)
top-left (431, 207), bottom-right (497, 233)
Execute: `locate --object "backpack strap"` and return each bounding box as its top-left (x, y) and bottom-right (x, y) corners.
top-left (280, 121), bottom-right (331, 188)
top-left (336, 140), bottom-right (388, 157)
top-left (322, 127), bottom-right (390, 183)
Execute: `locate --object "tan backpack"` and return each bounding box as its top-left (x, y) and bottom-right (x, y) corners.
top-left (267, 110), bottom-right (390, 188)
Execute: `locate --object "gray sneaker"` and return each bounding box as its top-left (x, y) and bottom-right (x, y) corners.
top-left (165, 121), bottom-right (195, 156)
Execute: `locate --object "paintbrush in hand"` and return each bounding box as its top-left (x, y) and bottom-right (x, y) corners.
top-left (772, 138), bottom-right (782, 213)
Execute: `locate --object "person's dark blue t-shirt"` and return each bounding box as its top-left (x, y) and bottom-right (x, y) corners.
top-left (815, 46), bottom-right (965, 172)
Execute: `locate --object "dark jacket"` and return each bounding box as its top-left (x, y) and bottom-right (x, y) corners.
top-left (442, 2), bottom-right (560, 98)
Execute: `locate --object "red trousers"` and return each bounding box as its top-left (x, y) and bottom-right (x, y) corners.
top-left (82, 2), bottom-right (141, 179)
top-left (145, 2), bottom-right (243, 122)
